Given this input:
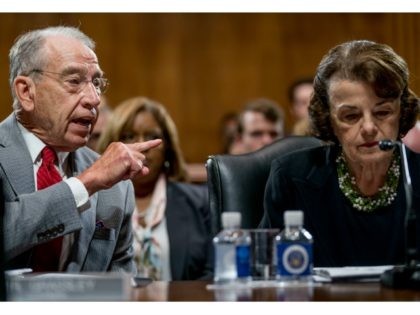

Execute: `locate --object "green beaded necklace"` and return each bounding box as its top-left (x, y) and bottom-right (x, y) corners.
top-left (336, 151), bottom-right (400, 212)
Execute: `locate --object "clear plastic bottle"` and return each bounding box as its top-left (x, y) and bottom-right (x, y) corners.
top-left (275, 210), bottom-right (313, 282)
top-left (213, 212), bottom-right (241, 283)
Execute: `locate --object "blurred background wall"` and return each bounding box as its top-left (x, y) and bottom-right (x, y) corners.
top-left (1, 13), bottom-right (420, 162)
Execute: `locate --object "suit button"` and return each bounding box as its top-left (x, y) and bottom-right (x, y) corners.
top-left (57, 224), bottom-right (64, 233)
top-left (51, 227), bottom-right (58, 236)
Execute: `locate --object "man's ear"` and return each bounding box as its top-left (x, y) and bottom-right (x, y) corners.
top-left (14, 76), bottom-right (35, 111)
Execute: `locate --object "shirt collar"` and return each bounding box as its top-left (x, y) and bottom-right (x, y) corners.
top-left (17, 122), bottom-right (69, 165)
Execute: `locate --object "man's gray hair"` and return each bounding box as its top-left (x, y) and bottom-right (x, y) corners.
top-left (9, 26), bottom-right (95, 110)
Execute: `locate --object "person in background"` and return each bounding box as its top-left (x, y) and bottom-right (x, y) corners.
top-left (86, 95), bottom-right (112, 152)
top-left (219, 112), bottom-right (242, 154)
top-left (234, 98), bottom-right (285, 154)
top-left (288, 78), bottom-right (314, 136)
top-left (185, 111), bottom-right (242, 183)
top-left (97, 96), bottom-right (213, 281)
top-left (1, 26), bottom-right (161, 272)
top-left (185, 162), bottom-right (208, 184)
top-left (260, 40), bottom-right (420, 267)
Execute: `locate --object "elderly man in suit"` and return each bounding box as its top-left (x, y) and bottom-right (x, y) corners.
top-left (1, 26), bottom-right (161, 273)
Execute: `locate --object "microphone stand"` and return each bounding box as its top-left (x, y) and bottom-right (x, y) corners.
top-left (379, 140), bottom-right (420, 289)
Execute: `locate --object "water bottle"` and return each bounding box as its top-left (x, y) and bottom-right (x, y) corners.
top-left (235, 228), bottom-right (251, 282)
top-left (213, 212), bottom-right (241, 283)
top-left (275, 210), bottom-right (313, 282)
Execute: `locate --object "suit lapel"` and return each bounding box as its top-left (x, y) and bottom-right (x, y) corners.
top-left (166, 183), bottom-right (189, 280)
top-left (291, 145), bottom-right (342, 266)
top-left (298, 145), bottom-right (335, 188)
top-left (292, 145), bottom-right (336, 210)
top-left (0, 114), bottom-right (35, 195)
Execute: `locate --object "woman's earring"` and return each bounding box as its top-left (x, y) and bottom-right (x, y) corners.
top-left (164, 161), bottom-right (170, 170)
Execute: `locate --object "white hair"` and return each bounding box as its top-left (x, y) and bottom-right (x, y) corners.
top-left (9, 26), bottom-right (95, 110)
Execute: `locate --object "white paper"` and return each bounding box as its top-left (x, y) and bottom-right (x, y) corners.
top-left (313, 265), bottom-right (394, 282)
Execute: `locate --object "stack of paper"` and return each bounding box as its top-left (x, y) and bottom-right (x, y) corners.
top-left (6, 272), bottom-right (132, 301)
top-left (313, 265), bottom-right (394, 282)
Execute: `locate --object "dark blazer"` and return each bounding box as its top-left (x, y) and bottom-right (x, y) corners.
top-left (0, 113), bottom-right (136, 273)
top-left (260, 144), bottom-right (420, 267)
top-left (166, 181), bottom-right (213, 280)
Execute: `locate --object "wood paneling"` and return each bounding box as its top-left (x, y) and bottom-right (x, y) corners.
top-left (1, 13), bottom-right (420, 162)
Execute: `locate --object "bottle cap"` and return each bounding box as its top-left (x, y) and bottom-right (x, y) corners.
top-left (222, 212), bottom-right (241, 229)
top-left (284, 210), bottom-right (303, 226)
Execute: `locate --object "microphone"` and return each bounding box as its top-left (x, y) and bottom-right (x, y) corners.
top-left (378, 139), bottom-right (420, 289)
top-left (378, 139), bottom-right (397, 151)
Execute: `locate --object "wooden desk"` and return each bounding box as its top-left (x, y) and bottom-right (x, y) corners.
top-left (132, 281), bottom-right (420, 301)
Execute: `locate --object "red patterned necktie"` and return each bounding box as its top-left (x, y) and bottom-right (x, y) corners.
top-left (31, 146), bottom-right (63, 272)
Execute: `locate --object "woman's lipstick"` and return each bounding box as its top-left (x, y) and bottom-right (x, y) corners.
top-left (360, 141), bottom-right (379, 148)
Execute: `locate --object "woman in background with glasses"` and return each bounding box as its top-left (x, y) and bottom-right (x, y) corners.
top-left (97, 96), bottom-right (213, 280)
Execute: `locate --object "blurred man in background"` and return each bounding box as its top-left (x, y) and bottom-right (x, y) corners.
top-left (235, 98), bottom-right (285, 154)
top-left (219, 111), bottom-right (240, 155)
top-left (288, 78), bottom-right (314, 135)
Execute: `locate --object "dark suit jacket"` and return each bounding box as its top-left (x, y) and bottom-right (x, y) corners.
top-left (260, 144), bottom-right (420, 267)
top-left (166, 181), bottom-right (213, 280)
top-left (0, 113), bottom-right (136, 273)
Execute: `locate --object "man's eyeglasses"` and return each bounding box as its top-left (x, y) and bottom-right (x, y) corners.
top-left (30, 69), bottom-right (109, 95)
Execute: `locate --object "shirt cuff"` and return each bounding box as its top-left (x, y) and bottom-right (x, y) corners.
top-left (64, 177), bottom-right (90, 209)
